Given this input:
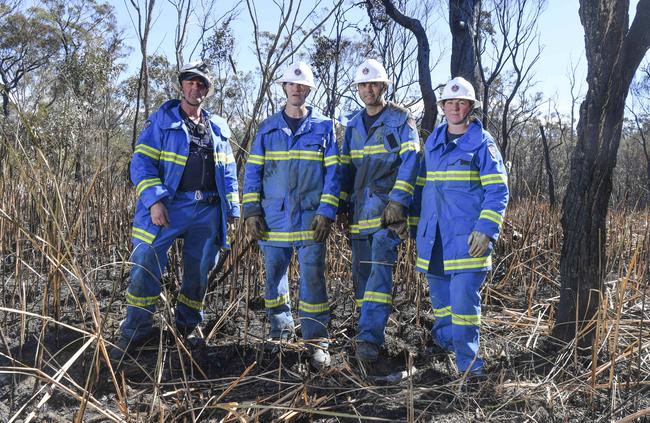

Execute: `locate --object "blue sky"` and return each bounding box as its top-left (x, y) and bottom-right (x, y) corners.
top-left (113, 0), bottom-right (645, 115)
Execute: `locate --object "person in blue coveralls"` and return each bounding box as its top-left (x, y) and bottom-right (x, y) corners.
top-left (413, 76), bottom-right (509, 377)
top-left (339, 59), bottom-right (420, 363)
top-left (242, 62), bottom-right (340, 369)
top-left (110, 61), bottom-right (240, 361)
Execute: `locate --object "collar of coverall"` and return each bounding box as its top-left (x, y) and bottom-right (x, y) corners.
top-left (154, 99), bottom-right (231, 139)
top-left (349, 102), bottom-right (406, 129)
top-left (427, 119), bottom-right (484, 152)
top-left (258, 105), bottom-right (323, 136)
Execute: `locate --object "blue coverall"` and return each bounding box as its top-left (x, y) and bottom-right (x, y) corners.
top-left (242, 107), bottom-right (340, 341)
top-left (339, 103), bottom-right (420, 347)
top-left (413, 120), bottom-right (508, 374)
top-left (124, 99), bottom-right (240, 342)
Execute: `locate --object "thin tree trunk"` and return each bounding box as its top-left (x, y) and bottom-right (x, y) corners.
top-left (539, 125), bottom-right (556, 208)
top-left (381, 0), bottom-right (437, 136)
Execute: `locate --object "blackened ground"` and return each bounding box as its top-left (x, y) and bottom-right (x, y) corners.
top-left (1, 272), bottom-right (648, 422)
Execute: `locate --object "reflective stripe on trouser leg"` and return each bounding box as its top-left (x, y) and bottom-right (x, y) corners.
top-left (175, 199), bottom-right (221, 333)
top-left (426, 273), bottom-right (453, 351)
top-left (260, 244), bottom-right (295, 337)
top-left (425, 224), bottom-right (453, 350)
top-left (357, 228), bottom-right (400, 346)
top-left (122, 221), bottom-right (180, 342)
top-left (296, 243), bottom-right (329, 340)
top-left (450, 271), bottom-right (486, 373)
top-left (351, 237), bottom-right (372, 308)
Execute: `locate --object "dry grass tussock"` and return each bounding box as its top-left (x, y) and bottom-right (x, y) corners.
top-left (0, 135), bottom-right (649, 422)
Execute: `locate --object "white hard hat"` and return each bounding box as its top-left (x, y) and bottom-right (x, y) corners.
top-left (178, 61), bottom-right (214, 98)
top-left (438, 76), bottom-right (481, 108)
top-left (277, 62), bottom-right (316, 89)
top-left (353, 59), bottom-right (391, 85)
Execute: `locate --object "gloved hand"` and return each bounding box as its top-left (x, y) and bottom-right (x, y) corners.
top-left (244, 215), bottom-right (267, 241)
top-left (467, 230), bottom-right (490, 257)
top-left (380, 201), bottom-right (406, 226)
top-left (227, 217), bottom-right (239, 242)
top-left (388, 221), bottom-right (409, 240)
top-left (311, 214), bottom-right (333, 243)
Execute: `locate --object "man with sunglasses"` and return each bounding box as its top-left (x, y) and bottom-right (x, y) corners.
top-left (110, 61), bottom-right (240, 363)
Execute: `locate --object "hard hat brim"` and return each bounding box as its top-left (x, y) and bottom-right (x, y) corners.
top-left (437, 98), bottom-right (482, 109)
top-left (276, 78), bottom-right (316, 89)
top-left (353, 78), bottom-right (392, 86)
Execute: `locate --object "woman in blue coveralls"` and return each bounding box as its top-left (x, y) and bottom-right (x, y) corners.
top-left (414, 77), bottom-right (508, 377)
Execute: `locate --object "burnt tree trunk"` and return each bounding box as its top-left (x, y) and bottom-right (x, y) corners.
top-left (449, 0), bottom-right (482, 97)
top-left (553, 0), bottom-right (650, 347)
top-left (381, 0), bottom-right (437, 137)
top-left (539, 125), bottom-right (556, 209)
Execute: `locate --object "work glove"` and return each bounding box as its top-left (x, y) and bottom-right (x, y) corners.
top-left (244, 215), bottom-right (267, 241)
top-left (467, 230), bottom-right (490, 257)
top-left (380, 201), bottom-right (406, 226)
top-left (388, 221), bottom-right (409, 241)
top-left (311, 214), bottom-right (333, 243)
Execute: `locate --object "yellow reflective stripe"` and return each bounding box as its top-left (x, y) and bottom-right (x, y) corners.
top-left (363, 291), bottom-right (392, 304)
top-left (298, 301), bottom-right (330, 313)
top-left (416, 257), bottom-right (430, 269)
top-left (340, 154), bottom-right (352, 164)
top-left (340, 191), bottom-right (349, 201)
top-left (399, 141), bottom-right (417, 154)
top-left (452, 313), bottom-right (480, 326)
top-left (178, 293), bottom-right (203, 311)
top-left (265, 150), bottom-right (324, 161)
top-left (126, 292), bottom-right (158, 307)
top-left (444, 256), bottom-right (492, 271)
top-left (265, 293), bottom-right (290, 308)
top-left (480, 173), bottom-right (507, 186)
top-left (355, 298), bottom-right (364, 307)
top-left (262, 231), bottom-right (315, 242)
top-left (479, 209), bottom-right (503, 225)
top-left (135, 144), bottom-right (161, 160)
top-left (132, 227), bottom-right (156, 244)
top-left (351, 144), bottom-right (389, 159)
top-left (248, 154), bottom-right (265, 165)
top-left (416, 176), bottom-right (426, 186)
top-left (408, 216), bottom-right (419, 226)
top-left (214, 152), bottom-right (235, 164)
top-left (136, 178), bottom-right (162, 196)
top-left (393, 180), bottom-right (414, 195)
top-left (320, 194), bottom-right (339, 207)
top-left (324, 155), bottom-right (339, 166)
top-left (426, 170), bottom-right (480, 181)
top-left (242, 192), bottom-right (261, 203)
top-left (226, 192), bottom-right (237, 202)
top-left (433, 306), bottom-right (451, 318)
top-left (350, 218), bottom-right (382, 233)
top-left (160, 151), bottom-right (187, 165)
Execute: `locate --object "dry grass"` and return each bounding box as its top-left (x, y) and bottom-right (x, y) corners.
top-left (1, 129), bottom-right (649, 422)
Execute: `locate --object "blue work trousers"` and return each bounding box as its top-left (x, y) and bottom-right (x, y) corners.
top-left (352, 228), bottom-right (401, 346)
top-left (426, 224), bottom-right (486, 374)
top-left (121, 192), bottom-right (221, 342)
top-left (260, 243), bottom-right (330, 341)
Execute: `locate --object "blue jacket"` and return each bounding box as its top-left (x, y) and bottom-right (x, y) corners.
top-left (242, 107), bottom-right (340, 246)
top-left (340, 103), bottom-right (420, 238)
top-left (130, 99), bottom-right (240, 248)
top-left (414, 120), bottom-right (508, 274)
